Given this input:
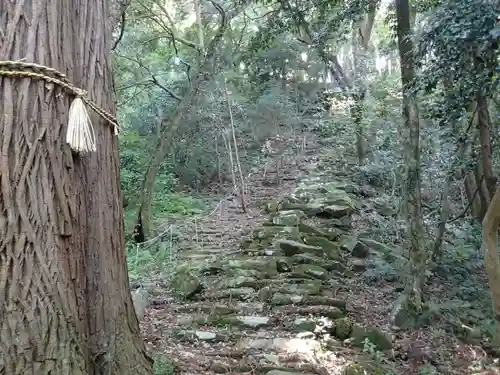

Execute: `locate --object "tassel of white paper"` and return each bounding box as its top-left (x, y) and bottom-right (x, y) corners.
top-left (66, 97), bottom-right (96, 153)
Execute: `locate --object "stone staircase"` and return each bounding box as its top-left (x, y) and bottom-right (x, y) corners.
top-left (173, 134), bottom-right (321, 263)
top-left (138, 134), bottom-right (405, 375)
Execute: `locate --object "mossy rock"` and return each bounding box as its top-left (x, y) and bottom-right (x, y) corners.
top-left (343, 364), bottom-right (367, 375)
top-left (330, 216), bottom-right (352, 229)
top-left (264, 201), bottom-right (280, 213)
top-left (291, 264), bottom-right (329, 280)
top-left (334, 317), bottom-right (353, 340)
top-left (291, 253), bottom-right (329, 268)
top-left (169, 266), bottom-right (203, 299)
top-left (343, 363), bottom-right (387, 375)
top-left (358, 238), bottom-right (399, 261)
top-left (217, 276), bottom-right (260, 289)
top-left (270, 293), bottom-right (304, 306)
top-left (252, 226), bottom-right (301, 244)
top-left (338, 234), bottom-right (358, 252)
top-left (269, 210), bottom-right (306, 226)
top-left (302, 235), bottom-right (342, 260)
top-left (279, 280), bottom-right (322, 296)
top-left (223, 257), bottom-right (278, 278)
top-left (293, 318), bottom-right (317, 332)
top-left (276, 239), bottom-right (323, 257)
top-left (215, 287), bottom-right (255, 301)
top-left (350, 324), bottom-right (393, 350)
top-left (298, 222), bottom-right (330, 237)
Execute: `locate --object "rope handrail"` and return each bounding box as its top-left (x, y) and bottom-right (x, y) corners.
top-left (134, 137), bottom-right (304, 249)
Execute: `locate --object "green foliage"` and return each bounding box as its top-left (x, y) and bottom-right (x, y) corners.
top-left (152, 356), bottom-right (174, 375)
top-left (108, 0), bottom-right (500, 370)
top-left (414, 0), bottom-right (500, 127)
top-left (127, 241), bottom-right (177, 283)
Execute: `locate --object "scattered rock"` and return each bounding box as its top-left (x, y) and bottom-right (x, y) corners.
top-left (271, 293), bottom-right (304, 305)
top-left (351, 258), bottom-right (367, 272)
top-left (276, 258), bottom-right (292, 272)
top-left (270, 210), bottom-right (305, 226)
top-left (215, 287), bottom-right (255, 301)
top-left (302, 236), bottom-right (342, 260)
top-left (210, 362), bottom-right (231, 373)
top-left (220, 276), bottom-right (259, 289)
top-left (237, 316), bottom-right (271, 328)
top-left (274, 305), bottom-right (345, 319)
top-left (292, 318), bottom-right (316, 332)
top-left (173, 329), bottom-right (228, 342)
top-left (266, 371), bottom-right (315, 375)
top-left (131, 288), bottom-right (149, 320)
top-left (351, 241), bottom-right (370, 258)
top-left (279, 280), bottom-right (322, 296)
top-left (339, 234), bottom-right (358, 252)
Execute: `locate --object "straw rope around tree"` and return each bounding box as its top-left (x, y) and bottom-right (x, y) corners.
top-left (0, 60), bottom-right (120, 153)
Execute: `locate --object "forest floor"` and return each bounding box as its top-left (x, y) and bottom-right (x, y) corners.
top-left (136, 130), bottom-right (499, 375)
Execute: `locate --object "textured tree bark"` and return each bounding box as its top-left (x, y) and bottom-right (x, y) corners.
top-left (476, 93), bottom-right (496, 198)
top-left (482, 185), bottom-right (500, 348)
top-left (0, 2), bottom-right (153, 374)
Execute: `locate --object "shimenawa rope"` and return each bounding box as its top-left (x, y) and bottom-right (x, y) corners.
top-left (0, 60), bottom-right (119, 153)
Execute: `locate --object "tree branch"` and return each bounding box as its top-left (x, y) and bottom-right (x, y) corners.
top-left (115, 54), bottom-right (183, 101)
top-left (136, 0), bottom-right (200, 51)
top-left (112, 11), bottom-right (126, 51)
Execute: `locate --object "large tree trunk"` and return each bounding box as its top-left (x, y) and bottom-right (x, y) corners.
top-left (482, 185), bottom-right (500, 348)
top-left (476, 92), bottom-right (496, 198)
top-left (0, 2), bottom-right (153, 374)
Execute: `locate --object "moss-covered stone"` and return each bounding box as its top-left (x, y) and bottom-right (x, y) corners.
top-left (291, 253), bottom-right (329, 268)
top-left (218, 276), bottom-right (259, 289)
top-left (293, 318), bottom-right (317, 332)
top-left (169, 265), bottom-right (202, 299)
top-left (270, 293), bottom-right (304, 306)
top-left (350, 324), bottom-right (393, 350)
top-left (276, 239), bottom-right (322, 257)
top-left (292, 264), bottom-right (329, 280)
top-left (270, 210), bottom-right (306, 226)
top-left (302, 235), bottom-right (342, 260)
top-left (334, 317), bottom-right (353, 340)
top-left (338, 234), bottom-right (358, 252)
top-left (278, 280), bottom-right (322, 296)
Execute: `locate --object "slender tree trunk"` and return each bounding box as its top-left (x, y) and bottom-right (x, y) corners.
top-left (433, 106), bottom-right (476, 259)
top-left (136, 5), bottom-right (228, 238)
top-left (195, 0), bottom-right (205, 57)
top-left (390, 0), bottom-right (426, 326)
top-left (224, 81), bottom-right (246, 212)
top-left (351, 1), bottom-right (379, 165)
top-left (0, 2), bottom-right (153, 374)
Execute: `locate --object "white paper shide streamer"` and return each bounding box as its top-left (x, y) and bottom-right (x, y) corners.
top-left (66, 97), bottom-right (96, 153)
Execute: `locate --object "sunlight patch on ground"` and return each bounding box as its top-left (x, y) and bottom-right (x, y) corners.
top-left (237, 336), bottom-right (354, 374)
